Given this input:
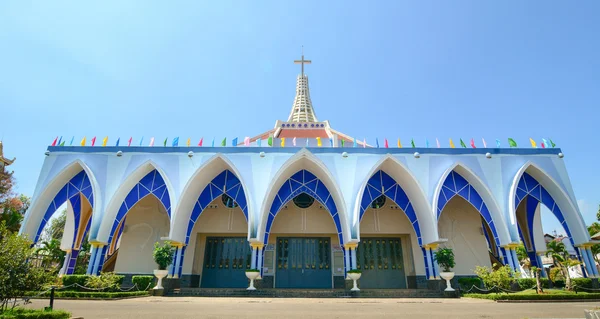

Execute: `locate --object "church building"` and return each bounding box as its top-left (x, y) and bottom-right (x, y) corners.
top-left (20, 54), bottom-right (596, 290)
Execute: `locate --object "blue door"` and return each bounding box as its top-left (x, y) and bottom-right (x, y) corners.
top-left (201, 237), bottom-right (251, 288)
top-left (275, 237), bottom-right (332, 288)
top-left (356, 238), bottom-right (406, 288)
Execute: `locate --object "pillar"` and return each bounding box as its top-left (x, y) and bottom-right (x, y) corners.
top-left (250, 246), bottom-right (258, 269)
top-left (586, 247), bottom-right (599, 277)
top-left (86, 245), bottom-right (98, 275)
top-left (431, 245), bottom-right (440, 279)
top-left (172, 244), bottom-right (184, 279)
top-left (59, 250), bottom-right (72, 276)
top-left (510, 248), bottom-right (519, 272)
top-left (503, 246), bottom-right (515, 271)
top-left (580, 246), bottom-right (595, 278)
top-left (536, 253), bottom-right (547, 278)
top-left (257, 246), bottom-right (264, 273)
top-left (349, 244), bottom-right (357, 269)
top-left (91, 244), bottom-right (106, 275)
top-left (344, 246), bottom-right (351, 273)
top-left (424, 246), bottom-right (434, 280)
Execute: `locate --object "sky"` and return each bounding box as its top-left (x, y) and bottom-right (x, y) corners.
top-left (1, 1), bottom-right (599, 236)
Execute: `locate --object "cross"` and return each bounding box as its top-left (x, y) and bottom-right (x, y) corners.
top-left (294, 46), bottom-right (311, 76)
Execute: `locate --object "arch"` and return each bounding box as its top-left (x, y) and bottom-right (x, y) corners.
top-left (264, 169), bottom-right (343, 245)
top-left (257, 150), bottom-right (350, 244)
top-left (359, 170), bottom-right (423, 246)
top-left (353, 155), bottom-right (435, 244)
top-left (96, 160), bottom-right (174, 243)
top-left (21, 160), bottom-right (100, 242)
top-left (184, 169), bottom-right (249, 245)
top-left (170, 154), bottom-right (251, 244)
top-left (433, 163), bottom-right (511, 246)
top-left (106, 169), bottom-right (172, 249)
top-left (510, 162), bottom-right (589, 245)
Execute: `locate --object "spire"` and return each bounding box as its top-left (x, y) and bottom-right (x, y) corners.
top-left (288, 48), bottom-right (318, 122)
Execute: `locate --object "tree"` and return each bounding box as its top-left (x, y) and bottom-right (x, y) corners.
top-left (587, 222), bottom-right (600, 271)
top-left (46, 209), bottom-right (66, 241)
top-left (546, 239), bottom-right (580, 291)
top-left (36, 239), bottom-right (65, 270)
top-left (515, 242), bottom-right (529, 267)
top-left (530, 266), bottom-right (544, 294)
top-left (0, 195), bottom-right (30, 233)
top-left (0, 165), bottom-right (14, 203)
top-left (0, 222), bottom-right (53, 312)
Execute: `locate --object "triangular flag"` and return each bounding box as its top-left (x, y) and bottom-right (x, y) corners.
top-left (128, 137), bottom-right (132, 147)
top-left (529, 138), bottom-right (537, 148)
top-left (186, 138), bottom-right (191, 147)
top-left (495, 139), bottom-right (501, 148)
top-left (508, 138), bottom-right (517, 147)
top-left (244, 137), bottom-right (250, 146)
top-left (59, 141), bottom-right (65, 146)
top-left (257, 138), bottom-right (262, 147)
top-left (397, 138), bottom-right (402, 148)
top-left (306, 138), bottom-right (309, 147)
top-left (542, 138), bottom-right (549, 149)
top-left (149, 137), bottom-right (155, 146)
top-left (281, 138), bottom-right (285, 147)
top-left (293, 137), bottom-right (297, 146)
top-left (549, 139), bottom-right (556, 148)
top-left (436, 138), bottom-right (440, 148)
top-left (329, 138), bottom-right (333, 147)
top-left (139, 137), bottom-right (144, 146)
top-left (232, 137), bottom-right (238, 146)
top-left (115, 138), bottom-right (120, 147)
top-left (221, 138), bottom-right (226, 147)
top-left (267, 136), bottom-right (273, 147)
top-left (69, 136), bottom-right (74, 146)
top-left (363, 138), bottom-right (366, 148)
top-left (199, 138), bottom-right (203, 146)
top-left (91, 137), bottom-right (97, 146)
top-left (163, 137), bottom-right (168, 147)
top-left (51, 136), bottom-right (58, 146)
top-left (172, 137), bottom-right (179, 147)
top-left (425, 139), bottom-right (429, 148)
top-left (57, 136), bottom-right (63, 146)
top-left (80, 137), bottom-right (86, 146)
top-left (481, 138), bottom-right (487, 148)
top-left (341, 139), bottom-right (345, 147)
top-left (384, 138), bottom-right (389, 148)
top-left (376, 138), bottom-right (380, 148)
top-left (411, 139), bottom-right (416, 148)
top-left (354, 138), bottom-right (357, 148)
top-left (316, 137), bottom-right (322, 147)
top-left (102, 136), bottom-right (108, 147)
top-left (470, 138), bottom-right (476, 148)
top-left (211, 138), bottom-right (215, 147)
top-left (449, 139), bottom-right (455, 148)
top-left (460, 138), bottom-right (467, 148)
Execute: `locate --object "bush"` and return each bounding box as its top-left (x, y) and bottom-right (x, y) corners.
top-left (132, 276), bottom-right (154, 291)
top-left (458, 277), bottom-right (482, 290)
top-left (84, 273), bottom-right (124, 292)
top-left (474, 264), bottom-right (516, 290)
top-left (35, 291), bottom-right (148, 299)
top-left (572, 278), bottom-right (593, 289)
top-left (464, 292), bottom-right (600, 301)
top-left (61, 275), bottom-right (89, 289)
top-left (0, 308), bottom-right (70, 319)
top-left (434, 248), bottom-right (455, 272)
top-left (153, 242), bottom-right (174, 270)
top-left (549, 267), bottom-right (564, 282)
top-left (516, 278), bottom-right (537, 290)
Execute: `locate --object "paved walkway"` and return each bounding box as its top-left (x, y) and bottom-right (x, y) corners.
top-left (27, 297), bottom-right (596, 319)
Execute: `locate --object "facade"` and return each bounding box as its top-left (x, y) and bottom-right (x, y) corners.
top-left (20, 56), bottom-right (596, 289)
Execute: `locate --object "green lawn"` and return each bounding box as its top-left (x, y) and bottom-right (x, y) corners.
top-left (464, 289), bottom-right (600, 301)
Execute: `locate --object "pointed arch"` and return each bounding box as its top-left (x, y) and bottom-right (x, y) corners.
top-left (20, 159), bottom-right (99, 243)
top-left (433, 163), bottom-right (511, 246)
top-left (170, 154), bottom-right (251, 244)
top-left (354, 155), bottom-right (435, 245)
top-left (510, 162), bottom-right (589, 245)
top-left (96, 160), bottom-right (174, 244)
top-left (257, 149), bottom-right (349, 244)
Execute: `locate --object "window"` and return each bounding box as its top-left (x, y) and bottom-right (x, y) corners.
top-left (293, 193), bottom-right (315, 209)
top-left (221, 194), bottom-right (238, 208)
top-left (370, 195), bottom-right (386, 209)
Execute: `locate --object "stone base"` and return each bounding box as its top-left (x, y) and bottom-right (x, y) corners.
top-left (152, 288), bottom-right (165, 296)
top-left (407, 275), bottom-right (429, 289)
top-left (180, 274), bottom-right (200, 288)
top-left (592, 278), bottom-right (599, 289)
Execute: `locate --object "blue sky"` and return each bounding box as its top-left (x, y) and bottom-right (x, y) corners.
top-left (1, 1), bottom-right (598, 235)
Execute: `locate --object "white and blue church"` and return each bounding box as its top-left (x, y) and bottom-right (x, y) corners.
top-left (19, 55), bottom-right (596, 290)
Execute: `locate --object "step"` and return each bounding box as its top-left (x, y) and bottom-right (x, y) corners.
top-left (170, 288), bottom-right (445, 298)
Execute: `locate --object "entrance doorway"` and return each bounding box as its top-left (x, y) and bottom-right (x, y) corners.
top-left (200, 237), bottom-right (251, 288)
top-left (356, 238), bottom-right (407, 288)
top-left (275, 237), bottom-right (332, 288)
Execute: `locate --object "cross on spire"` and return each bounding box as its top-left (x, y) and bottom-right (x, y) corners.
top-left (294, 46), bottom-right (311, 76)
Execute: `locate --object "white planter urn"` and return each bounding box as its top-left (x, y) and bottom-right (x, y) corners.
top-left (153, 269), bottom-right (169, 290)
top-left (439, 271), bottom-right (455, 292)
top-left (348, 272), bottom-right (362, 291)
top-left (245, 271), bottom-right (260, 291)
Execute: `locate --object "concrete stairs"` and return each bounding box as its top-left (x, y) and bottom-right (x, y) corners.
top-left (170, 288), bottom-right (445, 298)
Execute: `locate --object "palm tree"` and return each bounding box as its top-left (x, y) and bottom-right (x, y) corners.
top-left (37, 239), bottom-right (66, 270)
top-left (546, 239), bottom-right (579, 291)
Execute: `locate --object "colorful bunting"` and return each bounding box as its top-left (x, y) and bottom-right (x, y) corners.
top-left (329, 138), bottom-right (333, 147)
top-left (172, 137), bottom-right (179, 147)
top-left (149, 137), bottom-right (155, 146)
top-left (139, 137), bottom-right (144, 146)
top-left (470, 138), bottom-right (476, 148)
top-left (102, 136), bottom-right (108, 147)
top-left (232, 137), bottom-right (238, 146)
top-left (293, 137), bottom-right (297, 146)
top-left (353, 138), bottom-right (357, 148)
top-left (91, 137), bottom-right (97, 147)
top-left (221, 138), bottom-right (226, 147)
top-left (384, 138), bottom-right (389, 148)
top-left (481, 138), bottom-right (487, 148)
top-left (316, 137), bottom-right (322, 147)
top-left (199, 138), bottom-right (203, 146)
top-left (211, 138), bottom-right (215, 147)
top-left (57, 136), bottom-right (63, 146)
top-left (495, 139), bottom-right (500, 148)
top-left (268, 136), bottom-right (273, 147)
top-left (397, 138), bottom-right (402, 148)
top-left (163, 137), bottom-right (168, 147)
top-left (244, 137), bottom-right (250, 146)
top-left (376, 138), bottom-right (379, 148)
top-left (411, 139), bottom-right (415, 148)
top-left (281, 138), bottom-right (285, 147)
top-left (51, 136), bottom-right (58, 146)
top-left (529, 138), bottom-right (537, 148)
top-left (257, 138), bottom-right (262, 147)
top-left (187, 138), bottom-right (191, 147)
top-left (69, 136), bottom-right (74, 146)
top-left (341, 139), bottom-right (345, 147)
top-left (425, 139), bottom-right (429, 148)
top-left (436, 138), bottom-right (440, 148)
top-left (115, 138), bottom-right (120, 147)
top-left (59, 140), bottom-right (65, 146)
top-left (459, 138), bottom-right (467, 148)
top-left (542, 138), bottom-right (549, 149)
top-left (128, 137), bottom-right (132, 147)
top-left (508, 138), bottom-right (517, 147)
top-left (449, 139), bottom-right (455, 148)
top-left (549, 139), bottom-right (556, 148)
top-left (80, 137), bottom-right (86, 146)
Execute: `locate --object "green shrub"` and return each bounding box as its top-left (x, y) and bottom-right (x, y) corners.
top-left (84, 272), bottom-right (124, 292)
top-left (549, 267), bottom-right (564, 282)
top-left (61, 275), bottom-right (90, 288)
top-left (434, 248), bottom-right (455, 272)
top-left (153, 242), bottom-right (174, 270)
top-left (474, 264), bottom-right (516, 290)
top-left (457, 277), bottom-right (482, 290)
top-left (464, 292), bottom-right (600, 301)
top-left (572, 278), bottom-right (593, 289)
top-left (0, 308), bottom-right (70, 319)
top-left (132, 276), bottom-right (154, 291)
top-left (35, 291), bottom-right (148, 299)
top-left (346, 269), bottom-right (361, 274)
top-left (516, 278), bottom-right (537, 290)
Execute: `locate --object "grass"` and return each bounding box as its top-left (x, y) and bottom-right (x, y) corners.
top-left (0, 308), bottom-right (70, 319)
top-left (464, 289), bottom-right (600, 301)
top-left (28, 291), bottom-right (149, 299)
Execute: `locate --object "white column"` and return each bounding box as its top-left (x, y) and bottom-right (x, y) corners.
top-left (257, 246), bottom-right (264, 271)
top-left (344, 247), bottom-right (351, 272)
top-left (425, 247), bottom-right (434, 279)
top-left (350, 247), bottom-right (357, 269)
top-left (587, 248), bottom-right (599, 277)
top-left (537, 254), bottom-right (547, 278)
top-left (432, 247), bottom-right (440, 279)
top-left (86, 245), bottom-right (97, 275)
top-left (91, 245), bottom-right (105, 275)
top-left (251, 246), bottom-right (258, 269)
top-left (59, 251), bottom-right (71, 276)
top-left (510, 249), bottom-right (519, 272)
top-left (173, 247), bottom-right (183, 279)
top-left (580, 247), bottom-right (594, 278)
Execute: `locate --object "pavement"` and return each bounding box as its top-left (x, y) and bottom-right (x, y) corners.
top-left (25, 297), bottom-right (597, 319)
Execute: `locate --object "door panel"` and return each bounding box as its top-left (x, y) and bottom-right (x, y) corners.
top-left (356, 238), bottom-right (406, 288)
top-left (201, 237), bottom-right (251, 288)
top-left (276, 237), bottom-right (331, 288)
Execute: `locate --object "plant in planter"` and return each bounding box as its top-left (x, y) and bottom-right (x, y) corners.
top-left (152, 242), bottom-right (174, 290)
top-left (245, 269), bottom-right (260, 290)
top-left (347, 269), bottom-right (362, 291)
top-left (434, 247), bottom-right (456, 292)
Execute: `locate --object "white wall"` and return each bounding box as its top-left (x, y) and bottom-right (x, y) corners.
top-left (438, 197), bottom-right (492, 275)
top-left (114, 195), bottom-right (170, 274)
